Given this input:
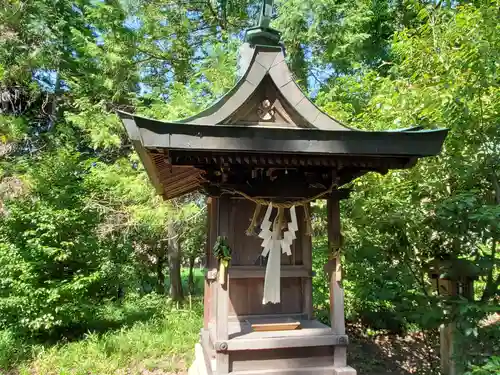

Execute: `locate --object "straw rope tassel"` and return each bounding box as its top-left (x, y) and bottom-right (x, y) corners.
top-left (246, 203), bottom-right (263, 236)
top-left (303, 204), bottom-right (312, 236)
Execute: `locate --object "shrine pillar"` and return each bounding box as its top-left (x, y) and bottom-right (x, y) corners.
top-left (326, 198), bottom-right (355, 375)
top-left (215, 196), bottom-right (230, 375)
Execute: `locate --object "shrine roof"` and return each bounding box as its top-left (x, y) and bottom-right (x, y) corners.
top-left (118, 44), bottom-right (447, 153)
top-left (118, 110), bottom-right (447, 157)
top-left (117, 43), bottom-right (447, 200)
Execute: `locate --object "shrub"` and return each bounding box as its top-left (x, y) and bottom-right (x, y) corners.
top-left (0, 151), bottom-right (135, 337)
top-left (0, 329), bottom-right (22, 370)
top-left (466, 356), bottom-right (500, 375)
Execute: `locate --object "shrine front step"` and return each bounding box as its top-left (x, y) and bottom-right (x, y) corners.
top-left (207, 320), bottom-right (349, 352)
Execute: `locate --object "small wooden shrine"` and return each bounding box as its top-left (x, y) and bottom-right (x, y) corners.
top-left (426, 257), bottom-right (481, 299)
top-left (425, 257), bottom-right (483, 375)
top-left (118, 2), bottom-right (447, 374)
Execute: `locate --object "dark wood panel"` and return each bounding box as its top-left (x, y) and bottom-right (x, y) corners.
top-left (228, 279), bottom-right (249, 316)
top-left (228, 266), bottom-right (312, 278)
top-left (230, 346), bottom-right (334, 372)
top-left (247, 278), bottom-right (267, 315)
top-left (300, 204), bottom-right (313, 318)
top-left (228, 277), bottom-right (302, 316)
top-left (227, 198), bottom-right (305, 266)
top-left (280, 278), bottom-right (303, 314)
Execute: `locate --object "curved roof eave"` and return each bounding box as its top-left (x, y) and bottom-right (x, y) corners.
top-left (117, 110), bottom-right (449, 158)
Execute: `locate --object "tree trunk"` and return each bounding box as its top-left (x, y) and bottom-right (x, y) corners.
top-left (168, 251), bottom-right (183, 301)
top-left (48, 70), bottom-right (61, 132)
top-left (168, 223), bottom-right (184, 301)
top-left (156, 255), bottom-right (165, 294)
top-left (188, 254), bottom-right (195, 295)
top-left (482, 171), bottom-right (500, 302)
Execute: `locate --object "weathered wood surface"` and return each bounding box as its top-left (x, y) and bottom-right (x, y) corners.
top-left (228, 312), bottom-right (308, 322)
top-left (301, 203), bottom-right (313, 319)
top-left (221, 319), bottom-right (333, 339)
top-left (229, 277), bottom-right (302, 316)
top-left (208, 319), bottom-right (348, 351)
top-left (201, 199), bottom-right (308, 318)
top-left (204, 198), bottom-right (214, 329)
top-left (212, 331), bottom-right (347, 351)
top-left (171, 151), bottom-right (411, 170)
top-left (227, 266), bottom-right (312, 278)
top-left (204, 277), bottom-right (211, 329)
top-left (230, 346), bottom-right (334, 372)
top-left (327, 199), bottom-right (345, 335)
top-left (229, 366), bottom-right (342, 375)
top-left (225, 199), bottom-right (304, 267)
top-left (149, 151), bottom-right (203, 199)
top-left (327, 198), bottom-right (347, 369)
top-left (250, 320), bottom-right (300, 332)
top-left (225, 75), bottom-right (298, 128)
top-left (208, 198), bottom-right (219, 326)
top-left (202, 194), bottom-right (354, 374)
top-left (216, 196), bottom-right (230, 374)
top-left (440, 323), bottom-right (456, 375)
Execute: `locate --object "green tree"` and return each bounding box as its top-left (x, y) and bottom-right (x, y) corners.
top-left (0, 150), bottom-right (134, 334)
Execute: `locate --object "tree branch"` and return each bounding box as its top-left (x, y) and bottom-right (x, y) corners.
top-left (206, 0), bottom-right (224, 29)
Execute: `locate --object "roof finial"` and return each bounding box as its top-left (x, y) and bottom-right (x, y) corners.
top-left (244, 0), bottom-right (281, 46)
top-left (258, 0), bottom-right (273, 28)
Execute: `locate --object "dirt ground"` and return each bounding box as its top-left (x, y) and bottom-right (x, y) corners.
top-left (347, 324), bottom-right (440, 375)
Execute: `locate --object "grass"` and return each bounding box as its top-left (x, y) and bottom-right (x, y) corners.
top-left (180, 267), bottom-right (205, 295)
top-left (1, 270), bottom-right (205, 375)
top-left (2, 265), bottom-right (497, 375)
top-left (17, 303), bottom-right (202, 375)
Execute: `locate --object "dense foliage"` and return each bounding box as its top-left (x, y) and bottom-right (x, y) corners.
top-left (0, 0), bottom-right (498, 373)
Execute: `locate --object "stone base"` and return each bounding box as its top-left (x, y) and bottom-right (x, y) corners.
top-left (333, 367), bottom-right (357, 375)
top-left (188, 343), bottom-right (212, 375)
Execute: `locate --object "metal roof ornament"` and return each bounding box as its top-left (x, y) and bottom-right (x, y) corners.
top-left (244, 0), bottom-right (281, 46)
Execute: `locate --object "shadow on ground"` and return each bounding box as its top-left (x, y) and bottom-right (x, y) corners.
top-left (347, 324), bottom-right (440, 375)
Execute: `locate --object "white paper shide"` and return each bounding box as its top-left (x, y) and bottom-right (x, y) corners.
top-left (259, 205), bottom-right (298, 304)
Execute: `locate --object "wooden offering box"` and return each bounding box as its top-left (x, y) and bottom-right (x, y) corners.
top-left (118, 1), bottom-right (447, 373)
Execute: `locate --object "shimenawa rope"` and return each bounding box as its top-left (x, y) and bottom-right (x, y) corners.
top-left (224, 182), bottom-right (336, 236)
